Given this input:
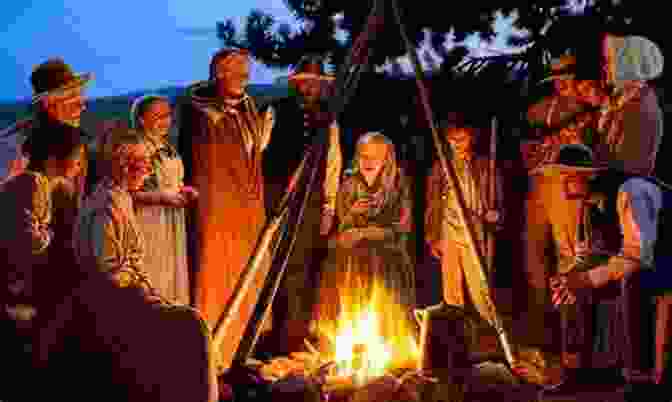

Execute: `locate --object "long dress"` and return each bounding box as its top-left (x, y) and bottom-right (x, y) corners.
top-left (180, 81), bottom-right (274, 368)
top-left (134, 138), bottom-right (190, 305)
top-left (315, 168), bottom-right (415, 364)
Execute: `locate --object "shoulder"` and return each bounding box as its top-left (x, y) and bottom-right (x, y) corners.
top-left (50, 176), bottom-right (77, 200)
top-left (620, 177), bottom-right (663, 207)
top-left (8, 171), bottom-right (49, 195)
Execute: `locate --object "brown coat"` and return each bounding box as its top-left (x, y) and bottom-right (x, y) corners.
top-left (182, 82), bottom-right (274, 368)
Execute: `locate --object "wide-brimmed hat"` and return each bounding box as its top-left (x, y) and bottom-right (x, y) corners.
top-left (288, 54), bottom-right (335, 84)
top-left (540, 55), bottom-right (577, 83)
top-left (544, 144), bottom-right (605, 175)
top-left (30, 58), bottom-right (92, 104)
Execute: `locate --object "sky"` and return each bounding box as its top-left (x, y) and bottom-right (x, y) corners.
top-left (0, 0), bottom-right (519, 102)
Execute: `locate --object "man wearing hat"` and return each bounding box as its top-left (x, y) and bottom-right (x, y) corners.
top-left (548, 143), bottom-right (664, 400)
top-left (1, 58), bottom-right (92, 188)
top-left (178, 48), bottom-right (275, 370)
top-left (521, 55), bottom-right (600, 378)
top-left (262, 54), bottom-right (343, 354)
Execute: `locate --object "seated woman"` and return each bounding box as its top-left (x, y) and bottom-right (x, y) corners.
top-left (30, 127), bottom-right (218, 402)
top-left (314, 132), bottom-right (415, 364)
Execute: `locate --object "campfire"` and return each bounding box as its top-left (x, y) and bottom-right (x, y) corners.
top-left (254, 282), bottom-right (434, 400)
top-left (317, 283), bottom-right (420, 383)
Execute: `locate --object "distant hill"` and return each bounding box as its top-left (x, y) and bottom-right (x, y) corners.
top-left (0, 83), bottom-right (291, 132)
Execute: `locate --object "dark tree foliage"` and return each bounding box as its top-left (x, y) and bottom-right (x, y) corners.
top-left (218, 0), bottom-right (519, 69)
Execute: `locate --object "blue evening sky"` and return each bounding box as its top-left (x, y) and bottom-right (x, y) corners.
top-left (0, 0), bottom-right (520, 101)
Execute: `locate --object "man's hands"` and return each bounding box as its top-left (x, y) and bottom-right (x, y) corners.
top-left (337, 229), bottom-right (363, 247)
top-left (159, 186), bottom-right (199, 208)
top-left (429, 240), bottom-right (443, 259)
top-left (550, 271), bottom-right (592, 306)
top-left (320, 209), bottom-right (335, 236)
top-left (350, 197), bottom-right (372, 214)
top-left (180, 186), bottom-right (199, 203)
top-left (484, 209), bottom-right (501, 225)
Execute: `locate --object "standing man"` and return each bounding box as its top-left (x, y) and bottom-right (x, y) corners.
top-left (520, 55), bottom-right (599, 379)
top-left (178, 49), bottom-right (275, 369)
top-left (263, 54), bottom-right (342, 354)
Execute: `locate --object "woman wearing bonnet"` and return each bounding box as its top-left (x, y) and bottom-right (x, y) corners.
top-left (130, 95), bottom-right (196, 305)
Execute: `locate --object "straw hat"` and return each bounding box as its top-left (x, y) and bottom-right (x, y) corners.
top-left (30, 58), bottom-right (92, 104)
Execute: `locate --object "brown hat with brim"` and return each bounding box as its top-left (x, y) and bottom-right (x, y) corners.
top-left (31, 58), bottom-right (92, 104)
top-left (539, 55), bottom-right (577, 83)
top-left (543, 144), bottom-right (606, 176)
top-left (288, 54), bottom-right (335, 85)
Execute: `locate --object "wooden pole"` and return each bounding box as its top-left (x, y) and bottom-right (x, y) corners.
top-left (390, 0), bottom-right (514, 366)
top-left (212, 0), bottom-right (384, 370)
top-left (487, 117), bottom-right (497, 286)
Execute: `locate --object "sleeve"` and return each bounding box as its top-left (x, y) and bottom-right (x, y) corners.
top-left (322, 121), bottom-right (343, 212)
top-left (395, 174), bottom-right (413, 234)
top-left (132, 152), bottom-right (163, 205)
top-left (86, 205), bottom-right (146, 289)
top-left (620, 180), bottom-right (663, 267)
top-left (50, 178), bottom-right (79, 234)
top-left (586, 182), bottom-right (662, 287)
top-left (424, 161), bottom-right (443, 244)
top-left (14, 173), bottom-right (52, 255)
top-left (259, 105), bottom-right (275, 152)
top-left (612, 91), bottom-right (663, 176)
top-left (335, 177), bottom-right (358, 232)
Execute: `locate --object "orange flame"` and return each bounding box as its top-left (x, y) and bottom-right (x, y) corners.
top-left (317, 281), bottom-right (419, 383)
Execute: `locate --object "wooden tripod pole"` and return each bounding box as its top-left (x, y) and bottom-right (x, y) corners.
top-left (487, 117), bottom-right (497, 286)
top-left (390, 0), bottom-right (514, 366)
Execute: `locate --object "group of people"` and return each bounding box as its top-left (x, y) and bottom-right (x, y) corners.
top-left (0, 19), bottom-right (666, 402)
top-left (516, 31), bottom-right (666, 398)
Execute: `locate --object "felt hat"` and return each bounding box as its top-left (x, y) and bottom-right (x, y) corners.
top-left (540, 54), bottom-right (577, 83)
top-left (544, 143), bottom-right (606, 175)
top-left (288, 54), bottom-right (335, 84)
top-left (30, 58), bottom-right (92, 104)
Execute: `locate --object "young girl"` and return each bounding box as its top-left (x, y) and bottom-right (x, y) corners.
top-left (315, 132), bottom-right (415, 361)
top-left (130, 95), bottom-right (196, 305)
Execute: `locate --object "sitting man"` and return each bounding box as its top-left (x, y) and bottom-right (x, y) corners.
top-left (549, 143), bottom-right (665, 399)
